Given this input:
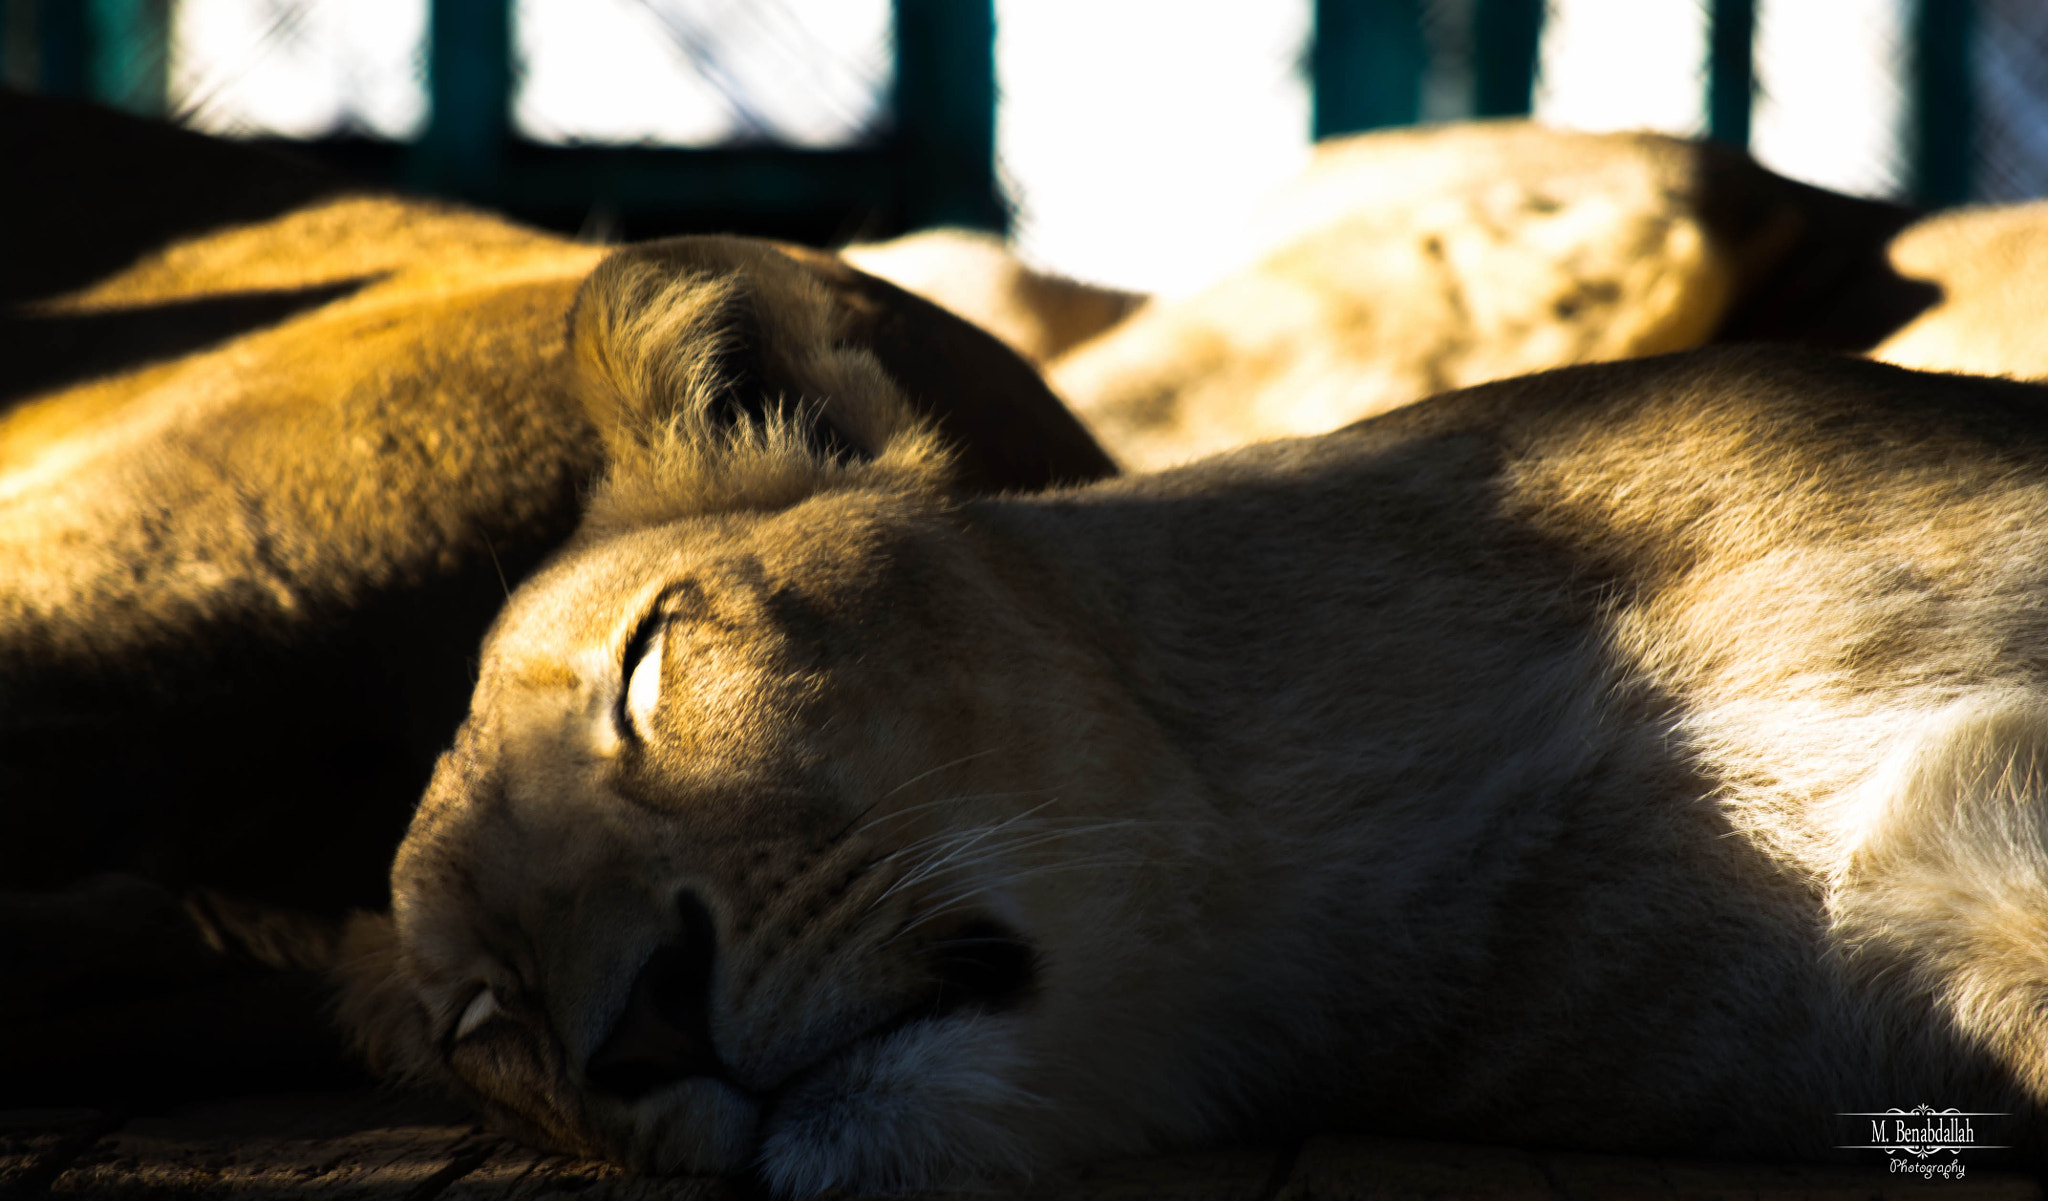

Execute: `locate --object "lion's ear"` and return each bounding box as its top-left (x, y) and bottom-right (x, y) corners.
top-left (329, 910), bottom-right (443, 1086)
top-left (567, 235), bottom-right (1117, 499)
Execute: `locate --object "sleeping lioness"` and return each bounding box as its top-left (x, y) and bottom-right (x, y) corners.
top-left (345, 242), bottom-right (2048, 1194)
top-left (0, 89), bottom-right (1113, 1101)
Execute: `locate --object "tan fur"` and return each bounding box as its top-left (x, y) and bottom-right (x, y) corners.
top-left (841, 229), bottom-right (1145, 366)
top-left (1, 195), bottom-right (607, 685)
top-left (1869, 200), bottom-right (2048, 381)
top-left (1048, 123), bottom-right (1755, 469)
top-left (568, 246), bottom-right (957, 531)
top-left (1046, 121), bottom-right (2047, 471)
top-left (356, 312), bottom-right (2048, 1192)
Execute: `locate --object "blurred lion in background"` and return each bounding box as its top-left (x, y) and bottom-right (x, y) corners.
top-left (869, 123), bottom-right (2048, 471)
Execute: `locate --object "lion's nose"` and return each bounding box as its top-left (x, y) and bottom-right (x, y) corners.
top-left (585, 890), bottom-right (723, 1100)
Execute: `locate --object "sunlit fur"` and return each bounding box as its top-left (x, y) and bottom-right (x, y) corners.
top-left (1867, 199), bottom-right (2048, 383)
top-left (1046, 124), bottom-right (1749, 469)
top-left (1046, 122), bottom-right (2048, 470)
top-left (567, 257), bottom-right (957, 532)
top-left (343, 251), bottom-right (2048, 1193)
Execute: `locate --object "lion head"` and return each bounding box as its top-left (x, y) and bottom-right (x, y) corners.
top-left (339, 236), bottom-right (1236, 1195)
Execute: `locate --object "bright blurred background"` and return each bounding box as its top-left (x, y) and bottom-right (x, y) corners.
top-left (3, 0), bottom-right (2043, 295)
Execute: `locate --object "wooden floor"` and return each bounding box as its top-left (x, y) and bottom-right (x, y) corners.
top-left (2, 1090), bottom-right (2038, 1201)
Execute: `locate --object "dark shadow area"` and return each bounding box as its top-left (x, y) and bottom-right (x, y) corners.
top-left (0, 514), bottom-right (571, 1109)
top-left (0, 873), bottom-right (377, 1109)
top-left (241, 135), bottom-right (907, 250)
top-left (1688, 142), bottom-right (1945, 350)
top-left (0, 90), bottom-right (358, 306)
top-left (0, 280), bottom-right (376, 404)
top-left (0, 967), bottom-right (370, 1110)
top-left (0, 536), bottom-right (548, 911)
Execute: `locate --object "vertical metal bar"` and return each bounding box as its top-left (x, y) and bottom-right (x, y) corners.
top-left (1912, 0), bottom-right (1974, 206)
top-left (33, 0), bottom-right (87, 96)
top-left (893, 0), bottom-right (1004, 232)
top-left (1313, 0), bottom-right (1424, 137)
top-left (417, 0), bottom-right (513, 201)
top-left (86, 0), bottom-right (167, 117)
top-left (0, 0), bottom-right (19, 90)
top-left (1707, 0), bottom-right (1754, 145)
top-left (1471, 0), bottom-right (1543, 118)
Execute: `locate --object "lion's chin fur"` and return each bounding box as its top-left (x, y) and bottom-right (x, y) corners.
top-left (753, 1014), bottom-right (1044, 1195)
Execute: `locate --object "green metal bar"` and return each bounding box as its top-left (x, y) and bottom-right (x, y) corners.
top-left (1313, 0), bottom-right (1424, 137)
top-left (86, 0), bottom-right (167, 117)
top-left (1706, 0), bottom-right (1755, 146)
top-left (417, 0), bottom-right (513, 201)
top-left (1471, 0), bottom-right (1543, 118)
top-left (892, 0), bottom-right (1004, 232)
top-left (32, 0), bottom-right (87, 96)
top-left (0, 0), bottom-right (20, 90)
top-left (29, 0), bottom-right (165, 113)
top-left (1912, 0), bottom-right (1974, 207)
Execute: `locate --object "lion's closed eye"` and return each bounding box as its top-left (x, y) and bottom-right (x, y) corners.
top-left (454, 987), bottom-right (502, 1042)
top-left (619, 617), bottom-right (666, 743)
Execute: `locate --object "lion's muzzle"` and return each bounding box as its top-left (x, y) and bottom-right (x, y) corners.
top-left (585, 889), bottom-right (724, 1101)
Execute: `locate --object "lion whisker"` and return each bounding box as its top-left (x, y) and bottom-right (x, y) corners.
top-left (871, 832), bottom-right (1154, 928)
top-left (852, 787), bottom-right (1060, 842)
top-left (881, 748), bottom-right (1005, 800)
top-left (870, 802), bottom-right (1100, 898)
top-left (877, 816), bottom-right (1163, 893)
